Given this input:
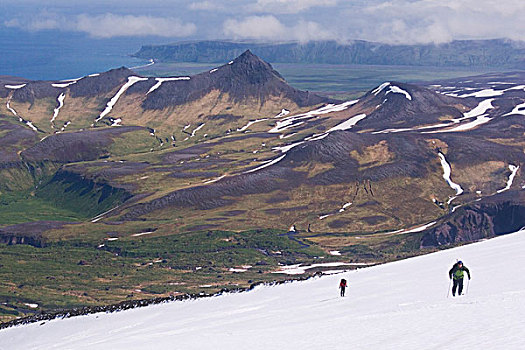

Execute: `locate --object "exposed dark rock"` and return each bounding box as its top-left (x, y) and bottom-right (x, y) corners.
top-left (68, 67), bottom-right (134, 98)
top-left (141, 50), bottom-right (331, 110)
top-left (421, 192), bottom-right (525, 247)
top-left (11, 81), bottom-right (60, 104)
top-left (21, 127), bottom-right (143, 163)
top-left (133, 39), bottom-right (525, 68)
top-left (0, 221), bottom-right (74, 247)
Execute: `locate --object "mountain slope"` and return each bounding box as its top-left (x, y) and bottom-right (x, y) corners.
top-left (2, 229), bottom-right (524, 349)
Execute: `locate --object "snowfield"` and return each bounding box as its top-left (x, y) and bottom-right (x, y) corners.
top-left (2, 229), bottom-right (525, 349)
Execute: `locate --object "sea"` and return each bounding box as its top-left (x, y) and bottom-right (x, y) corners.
top-left (0, 28), bottom-right (164, 81)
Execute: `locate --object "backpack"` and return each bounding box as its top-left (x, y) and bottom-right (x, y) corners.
top-left (340, 279), bottom-right (347, 287)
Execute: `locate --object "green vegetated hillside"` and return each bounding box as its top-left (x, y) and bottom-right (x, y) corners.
top-left (0, 51), bottom-right (524, 322)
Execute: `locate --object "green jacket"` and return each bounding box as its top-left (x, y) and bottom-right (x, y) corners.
top-left (449, 263), bottom-right (471, 280)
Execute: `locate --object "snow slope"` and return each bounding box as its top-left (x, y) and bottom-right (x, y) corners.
top-left (2, 230), bottom-right (525, 349)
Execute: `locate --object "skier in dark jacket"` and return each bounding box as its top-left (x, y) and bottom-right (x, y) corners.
top-left (449, 261), bottom-right (471, 296)
top-left (339, 279), bottom-right (347, 297)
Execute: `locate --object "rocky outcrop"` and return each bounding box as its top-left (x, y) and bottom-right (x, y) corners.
top-left (133, 39), bottom-right (525, 68)
top-left (21, 126), bottom-right (143, 163)
top-left (141, 50), bottom-right (331, 110)
top-left (69, 67), bottom-right (134, 98)
top-left (0, 221), bottom-right (73, 247)
top-left (421, 194), bottom-right (525, 247)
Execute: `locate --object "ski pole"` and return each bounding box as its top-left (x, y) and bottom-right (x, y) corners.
top-left (446, 278), bottom-right (452, 298)
top-left (466, 278), bottom-right (470, 295)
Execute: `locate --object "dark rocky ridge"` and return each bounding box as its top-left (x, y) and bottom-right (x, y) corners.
top-left (21, 126), bottom-right (144, 163)
top-left (134, 39), bottom-right (525, 68)
top-left (352, 82), bottom-right (472, 130)
top-left (69, 67), bottom-right (134, 98)
top-left (421, 192), bottom-right (525, 247)
top-left (139, 50), bottom-right (331, 110)
top-left (0, 221), bottom-right (73, 247)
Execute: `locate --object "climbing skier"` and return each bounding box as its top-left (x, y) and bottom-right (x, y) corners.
top-left (448, 261), bottom-right (471, 296)
top-left (339, 278), bottom-right (347, 297)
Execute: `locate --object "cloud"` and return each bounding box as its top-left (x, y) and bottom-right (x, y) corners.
top-left (223, 15), bottom-right (333, 42)
top-left (339, 0), bottom-right (525, 44)
top-left (2, 0), bottom-right (524, 44)
top-left (75, 14), bottom-right (196, 38)
top-left (4, 12), bottom-right (197, 38)
top-left (248, 0), bottom-right (339, 14)
top-left (189, 1), bottom-right (223, 11)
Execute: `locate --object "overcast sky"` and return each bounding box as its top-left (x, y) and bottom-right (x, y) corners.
top-left (1, 0), bottom-right (524, 44)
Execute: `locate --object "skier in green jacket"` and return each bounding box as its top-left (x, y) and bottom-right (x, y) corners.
top-left (449, 261), bottom-right (471, 296)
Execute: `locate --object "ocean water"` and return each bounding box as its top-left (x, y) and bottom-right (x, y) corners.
top-left (0, 28), bottom-right (163, 80)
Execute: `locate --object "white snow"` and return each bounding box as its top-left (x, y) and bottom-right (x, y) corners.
top-left (106, 238), bottom-right (119, 241)
top-left (23, 303), bottom-right (38, 309)
top-left (462, 98), bottom-right (495, 119)
top-left (88, 73), bottom-right (100, 77)
top-left (111, 118), bottom-right (122, 127)
top-left (319, 214), bottom-right (332, 220)
top-left (90, 206), bottom-right (119, 223)
top-left (327, 113), bottom-right (367, 132)
top-left (204, 175), bottom-right (226, 184)
top-left (280, 132), bottom-right (297, 139)
top-left (339, 202), bottom-right (352, 213)
top-left (504, 101), bottom-right (525, 117)
top-left (372, 82), bottom-right (390, 95)
top-left (371, 82), bottom-right (411, 100)
top-left (402, 221), bottom-right (437, 234)
top-left (51, 81), bottom-right (78, 88)
top-left (244, 154), bottom-right (286, 174)
top-left (59, 121), bottom-right (71, 132)
top-left (131, 232), bottom-right (154, 237)
top-left (5, 97), bottom-right (17, 116)
top-left (438, 152), bottom-right (464, 195)
top-left (289, 225), bottom-right (296, 232)
top-left (210, 68), bottom-right (218, 73)
top-left (496, 164), bottom-right (519, 194)
top-left (237, 119), bottom-right (268, 132)
top-left (190, 123), bottom-right (205, 137)
top-left (428, 98), bottom-right (495, 133)
top-left (228, 60), bottom-right (234, 64)
top-left (25, 121), bottom-right (38, 132)
top-left (229, 266), bottom-right (252, 273)
top-left (273, 141), bottom-right (304, 153)
top-left (96, 76), bottom-right (148, 122)
top-left (51, 93), bottom-right (65, 125)
top-left (435, 114), bottom-right (492, 133)
top-left (272, 262), bottom-right (362, 275)
top-left (329, 250), bottom-right (341, 256)
top-left (459, 88), bottom-right (505, 98)
top-left (274, 109), bottom-right (290, 118)
top-left (269, 100), bottom-right (358, 133)
top-left (388, 85), bottom-right (412, 100)
top-left (3, 229), bottom-right (525, 349)
top-left (4, 84), bottom-right (26, 89)
top-left (147, 77), bottom-right (190, 94)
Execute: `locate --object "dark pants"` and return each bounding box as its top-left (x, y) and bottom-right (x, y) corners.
top-left (452, 278), bottom-right (464, 296)
top-left (340, 287), bottom-right (346, 297)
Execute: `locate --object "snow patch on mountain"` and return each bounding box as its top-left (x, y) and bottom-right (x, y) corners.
top-left (4, 84), bottom-right (26, 89)
top-left (328, 114), bottom-right (367, 132)
top-left (438, 152), bottom-right (464, 195)
top-left (51, 93), bottom-right (65, 126)
top-left (496, 164), bottom-right (519, 193)
top-left (96, 76), bottom-right (148, 122)
top-left (147, 77), bottom-right (190, 94)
